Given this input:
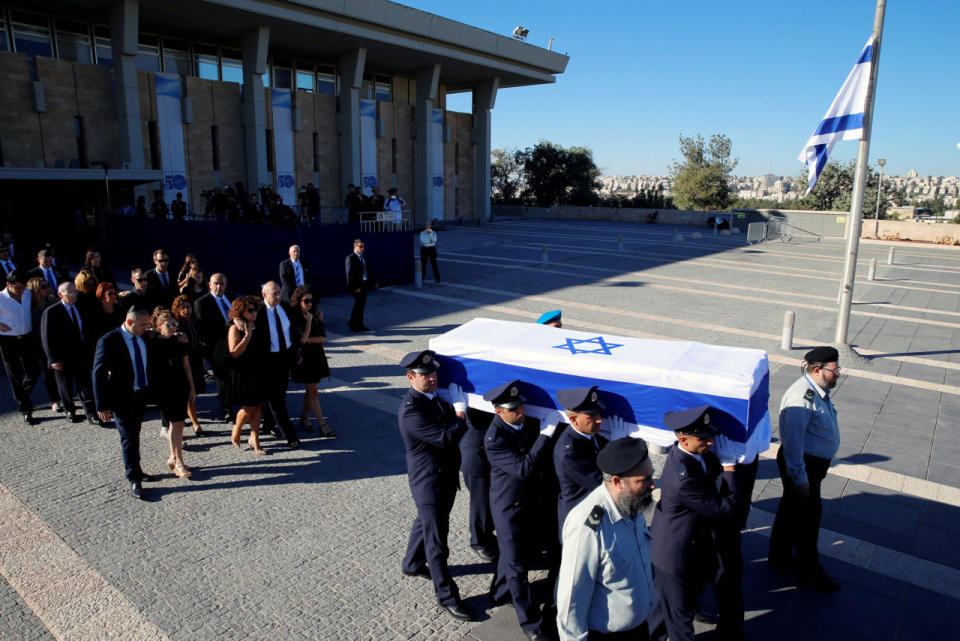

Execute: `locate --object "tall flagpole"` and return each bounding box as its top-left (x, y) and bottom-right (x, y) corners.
top-left (835, 0), bottom-right (887, 346)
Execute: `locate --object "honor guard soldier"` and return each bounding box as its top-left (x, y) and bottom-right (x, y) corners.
top-left (536, 310), bottom-right (562, 328)
top-left (397, 350), bottom-right (474, 621)
top-left (648, 405), bottom-right (738, 641)
top-left (553, 386), bottom-right (607, 538)
top-left (460, 405), bottom-right (498, 562)
top-left (769, 345), bottom-right (841, 593)
top-left (485, 380), bottom-right (563, 641)
top-left (556, 438), bottom-right (656, 641)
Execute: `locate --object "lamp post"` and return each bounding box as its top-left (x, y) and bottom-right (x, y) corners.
top-left (873, 158), bottom-right (886, 237)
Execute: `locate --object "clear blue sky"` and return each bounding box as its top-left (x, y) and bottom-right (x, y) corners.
top-left (398, 0), bottom-right (959, 178)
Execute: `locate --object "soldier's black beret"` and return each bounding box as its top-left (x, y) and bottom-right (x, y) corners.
top-left (804, 346), bottom-right (839, 364)
top-left (597, 437), bottom-right (649, 476)
top-left (557, 386), bottom-right (605, 415)
top-left (400, 349), bottom-right (439, 373)
top-left (483, 380), bottom-right (526, 409)
top-left (664, 404), bottom-right (716, 438)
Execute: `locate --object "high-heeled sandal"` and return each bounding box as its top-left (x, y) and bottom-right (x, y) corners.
top-left (249, 441), bottom-right (267, 455)
top-left (166, 457), bottom-right (176, 470)
top-left (318, 421), bottom-right (336, 438)
top-left (193, 423), bottom-right (205, 436)
top-left (173, 463), bottom-right (192, 479)
top-left (299, 417), bottom-right (314, 432)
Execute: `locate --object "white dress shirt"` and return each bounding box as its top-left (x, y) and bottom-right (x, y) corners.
top-left (0, 288), bottom-right (32, 336)
top-left (264, 302), bottom-right (291, 352)
top-left (419, 229), bottom-right (437, 248)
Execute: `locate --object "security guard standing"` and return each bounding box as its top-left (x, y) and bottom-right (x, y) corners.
top-left (648, 405), bottom-right (738, 641)
top-left (461, 407), bottom-right (498, 562)
top-left (553, 386), bottom-right (607, 537)
top-left (485, 380), bottom-right (562, 641)
top-left (397, 350), bottom-right (473, 621)
top-left (556, 438), bottom-right (656, 641)
top-left (769, 345), bottom-right (841, 593)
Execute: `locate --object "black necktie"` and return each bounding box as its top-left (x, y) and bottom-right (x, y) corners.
top-left (273, 307), bottom-right (287, 351)
top-left (69, 306), bottom-right (83, 340)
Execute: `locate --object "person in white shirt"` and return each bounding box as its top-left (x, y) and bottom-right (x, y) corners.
top-left (419, 221), bottom-right (440, 283)
top-left (0, 270), bottom-right (40, 423)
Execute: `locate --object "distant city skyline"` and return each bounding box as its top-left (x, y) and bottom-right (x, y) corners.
top-left (400, 1), bottom-right (960, 178)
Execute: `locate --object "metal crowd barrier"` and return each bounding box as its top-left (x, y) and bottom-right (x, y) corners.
top-left (359, 210), bottom-right (412, 233)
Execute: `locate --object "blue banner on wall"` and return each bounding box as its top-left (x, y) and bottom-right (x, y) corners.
top-left (154, 73), bottom-right (188, 209)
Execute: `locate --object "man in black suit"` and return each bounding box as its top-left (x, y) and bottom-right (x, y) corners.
top-left (553, 386), bottom-right (608, 539)
top-left (279, 244), bottom-right (310, 302)
top-left (345, 239), bottom-right (375, 332)
top-left (648, 405), bottom-right (738, 641)
top-left (170, 192), bottom-right (187, 220)
top-left (0, 245), bottom-right (18, 282)
top-left (146, 249), bottom-right (178, 309)
top-left (93, 308), bottom-right (158, 500)
top-left (27, 249), bottom-right (68, 288)
top-left (41, 282), bottom-right (96, 425)
top-left (256, 280), bottom-right (300, 448)
top-left (194, 272), bottom-right (233, 421)
top-left (485, 380), bottom-right (563, 641)
top-left (460, 408), bottom-right (497, 563)
top-left (122, 268), bottom-right (157, 313)
top-left (397, 350), bottom-right (473, 622)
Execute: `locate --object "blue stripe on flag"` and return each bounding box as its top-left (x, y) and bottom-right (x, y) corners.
top-left (857, 44), bottom-right (873, 65)
top-left (436, 355), bottom-right (765, 442)
top-left (813, 113), bottom-right (864, 136)
top-left (813, 144), bottom-right (829, 182)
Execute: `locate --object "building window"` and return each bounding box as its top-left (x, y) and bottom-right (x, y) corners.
top-left (265, 129), bottom-right (275, 172)
top-left (273, 58), bottom-right (292, 89)
top-left (295, 61), bottom-right (314, 93)
top-left (10, 10), bottom-right (52, 59)
top-left (74, 116), bottom-right (89, 168)
top-left (54, 18), bottom-right (92, 64)
top-left (316, 64), bottom-right (336, 95)
top-left (147, 121), bottom-right (161, 170)
top-left (221, 48), bottom-right (242, 84)
top-left (136, 34), bottom-right (160, 72)
top-left (93, 26), bottom-right (111, 66)
top-left (194, 43), bottom-right (219, 80)
top-left (162, 38), bottom-right (191, 76)
top-left (211, 126), bottom-right (220, 171)
top-left (375, 74), bottom-right (392, 103)
top-left (312, 132), bottom-right (320, 172)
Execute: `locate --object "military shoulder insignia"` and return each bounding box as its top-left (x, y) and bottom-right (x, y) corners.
top-left (804, 389), bottom-right (815, 401)
top-left (585, 505), bottom-right (604, 530)
top-left (678, 467), bottom-right (688, 479)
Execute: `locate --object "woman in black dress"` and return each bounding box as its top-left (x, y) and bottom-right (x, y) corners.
top-left (149, 307), bottom-right (197, 478)
top-left (90, 282), bottom-right (125, 344)
top-left (172, 295), bottom-right (206, 435)
top-left (178, 265), bottom-right (208, 302)
top-left (176, 253), bottom-right (198, 290)
top-left (223, 296), bottom-right (267, 454)
top-left (83, 248), bottom-right (113, 285)
top-left (290, 286), bottom-right (335, 437)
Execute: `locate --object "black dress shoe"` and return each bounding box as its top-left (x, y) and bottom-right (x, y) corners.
top-left (402, 566), bottom-right (430, 579)
top-left (522, 631), bottom-right (547, 641)
top-left (802, 570), bottom-right (840, 593)
top-left (359, 325), bottom-right (371, 331)
top-left (67, 413), bottom-right (83, 424)
top-left (220, 409), bottom-right (232, 423)
top-left (87, 415), bottom-right (101, 427)
top-left (140, 473), bottom-right (160, 483)
top-left (288, 438), bottom-right (301, 449)
top-left (694, 608), bottom-right (718, 625)
top-left (130, 482), bottom-right (144, 499)
top-left (473, 547), bottom-right (496, 562)
top-left (439, 602), bottom-right (474, 621)
top-left (22, 413), bottom-right (36, 425)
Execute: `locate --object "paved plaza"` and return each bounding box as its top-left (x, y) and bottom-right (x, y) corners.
top-left (2, 218), bottom-right (960, 640)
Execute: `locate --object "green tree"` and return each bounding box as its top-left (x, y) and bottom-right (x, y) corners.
top-left (490, 148), bottom-right (523, 204)
top-left (669, 134), bottom-right (738, 210)
top-left (516, 140), bottom-right (601, 207)
top-left (796, 161), bottom-right (890, 219)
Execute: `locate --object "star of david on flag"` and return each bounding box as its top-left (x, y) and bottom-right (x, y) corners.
top-left (553, 336), bottom-right (623, 355)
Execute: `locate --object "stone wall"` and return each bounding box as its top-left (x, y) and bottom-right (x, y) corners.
top-left (862, 220), bottom-right (960, 244)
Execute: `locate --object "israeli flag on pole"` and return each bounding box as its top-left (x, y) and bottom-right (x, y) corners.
top-left (798, 38), bottom-right (874, 196)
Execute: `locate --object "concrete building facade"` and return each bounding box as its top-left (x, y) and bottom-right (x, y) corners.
top-left (0, 0), bottom-right (568, 230)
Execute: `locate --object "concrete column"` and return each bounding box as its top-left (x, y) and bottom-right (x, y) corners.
top-left (414, 64), bottom-right (441, 226)
top-left (471, 77), bottom-right (499, 224)
top-left (241, 27), bottom-right (269, 193)
top-left (337, 49), bottom-right (366, 194)
top-left (109, 0), bottom-right (143, 169)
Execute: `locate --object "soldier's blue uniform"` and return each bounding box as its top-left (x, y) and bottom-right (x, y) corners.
top-left (553, 386), bottom-right (608, 539)
top-left (397, 351), bottom-right (470, 618)
top-left (485, 381), bottom-right (556, 640)
top-left (648, 406), bottom-right (738, 641)
top-left (460, 408), bottom-right (497, 559)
